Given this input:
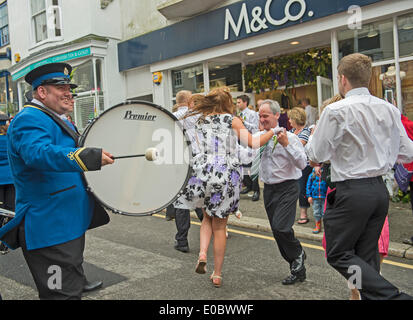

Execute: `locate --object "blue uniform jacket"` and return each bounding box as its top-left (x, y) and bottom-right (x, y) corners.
top-left (0, 134), bottom-right (13, 185)
top-left (0, 106), bottom-right (102, 250)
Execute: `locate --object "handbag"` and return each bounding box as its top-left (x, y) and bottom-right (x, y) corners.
top-left (394, 163), bottom-right (413, 193)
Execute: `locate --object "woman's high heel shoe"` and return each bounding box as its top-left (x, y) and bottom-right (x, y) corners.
top-left (210, 272), bottom-right (222, 288)
top-left (195, 253), bottom-right (207, 274)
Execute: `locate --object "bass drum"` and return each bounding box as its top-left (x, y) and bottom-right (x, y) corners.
top-left (79, 101), bottom-right (192, 216)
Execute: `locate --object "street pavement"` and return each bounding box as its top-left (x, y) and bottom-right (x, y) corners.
top-left (1, 208), bottom-right (413, 301)
top-left (229, 188), bottom-right (413, 261)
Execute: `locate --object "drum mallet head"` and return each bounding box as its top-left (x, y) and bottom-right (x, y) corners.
top-left (145, 147), bottom-right (158, 161)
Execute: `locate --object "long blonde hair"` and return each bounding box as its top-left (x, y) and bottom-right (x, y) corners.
top-left (185, 87), bottom-right (234, 119)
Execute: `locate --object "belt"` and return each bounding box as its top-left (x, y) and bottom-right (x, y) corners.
top-left (336, 176), bottom-right (383, 186)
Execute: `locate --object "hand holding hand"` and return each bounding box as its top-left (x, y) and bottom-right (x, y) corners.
top-left (308, 197), bottom-right (313, 205)
top-left (277, 128), bottom-right (289, 147)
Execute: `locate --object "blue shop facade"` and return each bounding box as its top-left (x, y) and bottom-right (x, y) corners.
top-left (118, 0), bottom-right (413, 119)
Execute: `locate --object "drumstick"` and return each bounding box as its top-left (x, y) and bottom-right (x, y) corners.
top-left (111, 154), bottom-right (144, 159)
top-left (111, 147), bottom-right (158, 161)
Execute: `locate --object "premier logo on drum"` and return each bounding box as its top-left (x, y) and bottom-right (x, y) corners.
top-left (124, 110), bottom-right (157, 121)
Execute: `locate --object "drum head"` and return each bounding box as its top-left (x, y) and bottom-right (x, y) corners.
top-left (80, 101), bottom-right (192, 216)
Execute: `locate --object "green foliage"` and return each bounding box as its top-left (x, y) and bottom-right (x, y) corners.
top-left (243, 47), bottom-right (332, 93)
top-left (392, 189), bottom-right (411, 203)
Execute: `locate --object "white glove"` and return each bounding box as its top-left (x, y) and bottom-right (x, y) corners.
top-left (272, 127), bottom-right (284, 135)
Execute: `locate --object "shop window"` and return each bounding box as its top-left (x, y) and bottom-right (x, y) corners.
top-left (0, 3), bottom-right (9, 47)
top-left (338, 19), bottom-right (394, 62)
top-left (171, 64), bottom-right (204, 97)
top-left (400, 61), bottom-right (413, 120)
top-left (208, 62), bottom-right (242, 92)
top-left (398, 12), bottom-right (413, 58)
top-left (369, 64), bottom-right (397, 105)
top-left (31, 0), bottom-right (62, 44)
top-left (70, 60), bottom-right (102, 94)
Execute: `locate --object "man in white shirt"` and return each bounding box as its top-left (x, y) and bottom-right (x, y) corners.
top-left (258, 99), bottom-right (308, 285)
top-left (302, 98), bottom-right (318, 127)
top-left (169, 90), bottom-right (203, 252)
top-left (307, 53), bottom-right (413, 300)
top-left (237, 95), bottom-right (260, 201)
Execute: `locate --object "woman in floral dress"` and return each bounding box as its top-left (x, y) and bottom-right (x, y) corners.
top-left (175, 87), bottom-right (276, 287)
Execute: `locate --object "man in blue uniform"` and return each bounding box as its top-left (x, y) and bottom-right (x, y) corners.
top-left (0, 62), bottom-right (114, 300)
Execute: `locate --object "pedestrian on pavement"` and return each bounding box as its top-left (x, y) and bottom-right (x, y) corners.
top-left (171, 90), bottom-right (204, 252)
top-left (237, 94), bottom-right (261, 201)
top-left (0, 62), bottom-right (115, 300)
top-left (257, 99), bottom-right (308, 285)
top-left (306, 167), bottom-right (328, 234)
top-left (0, 113), bottom-right (15, 255)
top-left (175, 87), bottom-right (276, 288)
top-left (307, 53), bottom-right (413, 300)
top-left (302, 98), bottom-right (318, 127)
top-left (288, 107), bottom-right (312, 224)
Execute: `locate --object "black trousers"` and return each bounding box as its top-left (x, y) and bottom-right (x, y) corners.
top-left (263, 180), bottom-right (303, 265)
top-left (243, 163), bottom-right (260, 192)
top-left (18, 220), bottom-right (87, 300)
top-left (175, 208), bottom-right (203, 247)
top-left (324, 177), bottom-right (412, 300)
top-left (298, 165), bottom-right (312, 208)
top-left (0, 184), bottom-right (15, 211)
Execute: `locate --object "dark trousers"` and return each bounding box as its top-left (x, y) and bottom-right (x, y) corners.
top-left (324, 177), bottom-right (412, 300)
top-left (243, 163), bottom-right (260, 192)
top-left (0, 184), bottom-right (15, 211)
top-left (175, 208), bottom-right (203, 247)
top-left (18, 220), bottom-right (86, 300)
top-left (263, 180), bottom-right (303, 265)
top-left (298, 165), bottom-right (312, 208)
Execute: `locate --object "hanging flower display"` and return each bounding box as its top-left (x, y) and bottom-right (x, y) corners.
top-left (243, 47), bottom-right (332, 93)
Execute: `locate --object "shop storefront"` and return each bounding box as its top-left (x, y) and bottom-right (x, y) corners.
top-left (9, 37), bottom-right (123, 131)
top-left (118, 0), bottom-right (413, 119)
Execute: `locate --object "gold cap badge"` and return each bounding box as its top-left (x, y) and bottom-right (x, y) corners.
top-left (64, 67), bottom-right (69, 75)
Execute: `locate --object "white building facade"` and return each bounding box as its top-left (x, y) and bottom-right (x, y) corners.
top-left (118, 0), bottom-right (413, 119)
top-left (7, 0), bottom-right (124, 131)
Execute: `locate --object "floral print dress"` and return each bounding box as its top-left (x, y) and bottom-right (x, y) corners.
top-left (174, 114), bottom-right (242, 218)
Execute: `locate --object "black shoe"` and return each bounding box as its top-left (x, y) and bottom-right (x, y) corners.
top-left (174, 243), bottom-right (189, 253)
top-left (240, 187), bottom-right (252, 195)
top-left (291, 250), bottom-right (306, 274)
top-left (83, 280), bottom-right (103, 293)
top-left (165, 215), bottom-right (175, 221)
top-left (282, 270), bottom-right (306, 285)
top-left (252, 191), bottom-right (260, 201)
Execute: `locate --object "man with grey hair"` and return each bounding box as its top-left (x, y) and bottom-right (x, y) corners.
top-left (257, 99), bottom-right (308, 285)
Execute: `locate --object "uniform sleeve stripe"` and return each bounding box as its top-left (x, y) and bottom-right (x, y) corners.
top-left (74, 148), bottom-right (88, 172)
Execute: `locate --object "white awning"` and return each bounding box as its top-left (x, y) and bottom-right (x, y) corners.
top-left (157, 0), bottom-right (222, 19)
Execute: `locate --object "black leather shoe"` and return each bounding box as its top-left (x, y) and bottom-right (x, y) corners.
top-left (165, 215), bottom-right (175, 221)
top-left (83, 280), bottom-right (103, 293)
top-left (291, 250), bottom-right (306, 274)
top-left (252, 191), bottom-right (260, 201)
top-left (240, 187), bottom-right (252, 195)
top-left (174, 243), bottom-right (189, 253)
top-left (282, 270), bottom-right (306, 285)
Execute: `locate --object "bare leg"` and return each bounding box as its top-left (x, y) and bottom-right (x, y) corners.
top-left (199, 209), bottom-right (212, 257)
top-left (211, 216), bottom-right (229, 277)
top-left (300, 207), bottom-right (308, 220)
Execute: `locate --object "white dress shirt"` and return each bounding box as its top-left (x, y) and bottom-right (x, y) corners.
top-left (173, 106), bottom-right (201, 154)
top-left (305, 105), bottom-right (318, 127)
top-left (259, 130), bottom-right (307, 184)
top-left (306, 87), bottom-right (413, 182)
top-left (240, 107), bottom-right (259, 133)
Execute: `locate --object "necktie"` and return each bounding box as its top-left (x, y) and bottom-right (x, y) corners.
top-left (250, 128), bottom-right (282, 181)
top-left (251, 142), bottom-right (268, 181)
